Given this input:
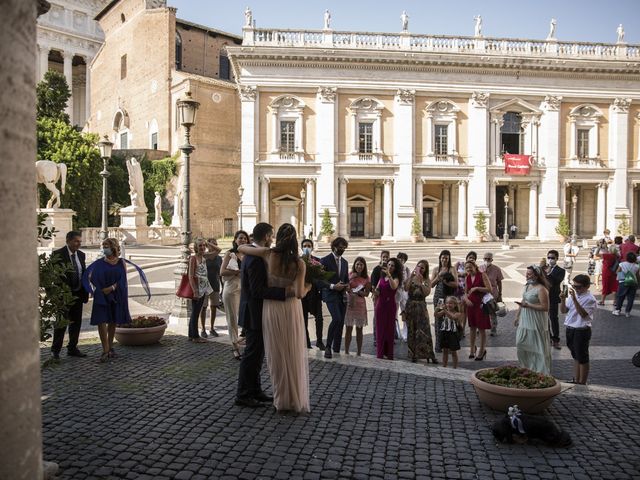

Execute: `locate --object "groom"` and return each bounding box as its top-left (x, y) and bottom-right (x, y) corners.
top-left (320, 237), bottom-right (349, 359)
top-left (235, 222), bottom-right (288, 408)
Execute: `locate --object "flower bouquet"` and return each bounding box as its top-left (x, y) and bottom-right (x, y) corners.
top-left (119, 315), bottom-right (166, 329)
top-left (476, 365), bottom-right (556, 389)
top-left (302, 256), bottom-right (334, 284)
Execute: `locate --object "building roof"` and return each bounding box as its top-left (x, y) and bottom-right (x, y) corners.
top-left (94, 0), bottom-right (119, 21)
top-left (176, 18), bottom-right (242, 42)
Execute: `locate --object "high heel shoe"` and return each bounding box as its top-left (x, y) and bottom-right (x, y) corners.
top-left (469, 346), bottom-right (477, 359)
top-left (474, 350), bottom-right (487, 361)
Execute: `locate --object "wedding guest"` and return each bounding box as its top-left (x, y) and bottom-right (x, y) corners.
top-left (434, 296), bottom-right (463, 368)
top-left (463, 260), bottom-right (491, 361)
top-left (456, 251), bottom-right (477, 336)
top-left (600, 241), bottom-right (621, 305)
top-left (344, 257), bottom-right (370, 356)
top-left (560, 274), bottom-right (597, 385)
top-left (199, 238), bottom-right (222, 338)
top-left (430, 250), bottom-right (457, 353)
top-left (222, 230), bottom-right (249, 359)
top-left (321, 237), bottom-right (349, 359)
top-left (515, 265), bottom-right (551, 375)
top-left (371, 250), bottom-right (391, 345)
top-left (481, 252), bottom-right (503, 336)
top-left (301, 238), bottom-right (325, 350)
top-left (50, 231), bottom-right (89, 360)
top-left (188, 238), bottom-right (221, 344)
top-left (620, 234), bottom-right (639, 259)
top-left (405, 259), bottom-right (437, 364)
top-left (82, 237), bottom-right (149, 363)
top-left (592, 239), bottom-right (608, 289)
top-left (544, 249), bottom-right (565, 350)
top-left (374, 258), bottom-right (402, 360)
top-left (396, 252), bottom-right (411, 341)
top-left (563, 236), bottom-right (579, 283)
top-left (613, 252), bottom-right (640, 318)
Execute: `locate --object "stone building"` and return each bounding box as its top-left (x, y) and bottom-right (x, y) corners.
top-left (227, 20), bottom-right (640, 241)
top-left (37, 0), bottom-right (106, 126)
top-left (87, 0), bottom-right (242, 238)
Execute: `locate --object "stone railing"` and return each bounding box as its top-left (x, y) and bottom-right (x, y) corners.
top-left (421, 154), bottom-right (464, 166)
top-left (81, 226), bottom-right (181, 246)
top-left (244, 28), bottom-right (640, 60)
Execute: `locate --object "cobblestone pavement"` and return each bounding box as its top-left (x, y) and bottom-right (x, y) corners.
top-left (41, 335), bottom-right (640, 480)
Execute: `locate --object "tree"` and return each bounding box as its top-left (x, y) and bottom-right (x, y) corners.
top-left (320, 209), bottom-right (335, 237)
top-left (617, 215), bottom-right (631, 236)
top-left (411, 211), bottom-right (422, 236)
top-left (36, 70), bottom-right (71, 123)
top-left (475, 211), bottom-right (488, 239)
top-left (555, 214), bottom-right (570, 239)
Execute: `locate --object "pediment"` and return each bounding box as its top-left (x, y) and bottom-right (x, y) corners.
top-left (569, 104), bottom-right (603, 118)
top-left (269, 95), bottom-right (306, 110)
top-left (272, 194), bottom-right (301, 204)
top-left (348, 194), bottom-right (372, 203)
top-left (490, 98), bottom-right (541, 115)
top-left (349, 97), bottom-right (384, 112)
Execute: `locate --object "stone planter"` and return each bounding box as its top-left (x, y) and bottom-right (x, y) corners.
top-left (115, 321), bottom-right (167, 346)
top-left (470, 368), bottom-right (562, 414)
top-left (321, 235), bottom-right (332, 243)
top-left (410, 234), bottom-right (423, 243)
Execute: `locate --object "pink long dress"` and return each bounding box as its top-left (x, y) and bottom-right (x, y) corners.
top-left (375, 277), bottom-right (397, 360)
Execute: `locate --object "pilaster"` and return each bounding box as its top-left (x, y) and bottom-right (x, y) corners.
top-left (239, 86), bottom-right (259, 232)
top-left (393, 89), bottom-right (416, 240)
top-left (539, 95), bottom-right (562, 240)
top-left (466, 92), bottom-right (490, 237)
top-left (316, 86), bottom-right (338, 233)
top-left (607, 98), bottom-right (631, 233)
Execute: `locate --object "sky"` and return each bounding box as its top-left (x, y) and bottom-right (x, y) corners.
top-left (168, 0), bottom-right (640, 44)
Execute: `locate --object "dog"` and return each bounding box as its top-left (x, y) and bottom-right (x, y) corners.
top-left (491, 405), bottom-right (572, 447)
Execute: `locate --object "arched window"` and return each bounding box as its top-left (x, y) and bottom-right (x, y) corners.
top-left (175, 31), bottom-right (182, 70)
top-left (112, 109), bottom-right (130, 149)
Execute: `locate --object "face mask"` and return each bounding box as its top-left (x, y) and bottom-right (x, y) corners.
top-left (333, 248), bottom-right (345, 257)
top-left (548, 259), bottom-right (557, 266)
top-left (484, 261), bottom-right (491, 268)
top-left (102, 247), bottom-right (113, 257)
top-left (302, 247), bottom-right (312, 256)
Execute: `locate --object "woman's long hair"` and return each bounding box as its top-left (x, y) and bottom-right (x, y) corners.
top-left (528, 265), bottom-right (550, 290)
top-left (438, 249), bottom-right (452, 270)
top-left (272, 223), bottom-right (299, 274)
top-left (230, 230), bottom-right (249, 253)
top-left (387, 258), bottom-right (404, 284)
top-left (351, 256), bottom-right (369, 279)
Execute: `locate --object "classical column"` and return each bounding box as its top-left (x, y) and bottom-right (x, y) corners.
top-left (338, 176), bottom-right (348, 237)
top-left (316, 86), bottom-right (338, 232)
top-left (62, 51), bottom-right (73, 123)
top-left (608, 98), bottom-right (631, 233)
top-left (382, 179), bottom-right (393, 239)
top-left (595, 182), bottom-right (607, 239)
top-left (374, 181), bottom-right (382, 237)
top-left (38, 44), bottom-right (49, 81)
top-left (455, 180), bottom-right (468, 240)
top-left (467, 92), bottom-right (490, 237)
top-left (539, 95), bottom-right (562, 240)
top-left (508, 184), bottom-right (516, 228)
top-left (415, 178), bottom-right (423, 236)
top-left (239, 85), bottom-right (259, 231)
top-left (259, 175), bottom-right (270, 223)
top-left (489, 180), bottom-right (497, 239)
top-left (525, 182), bottom-right (539, 240)
top-left (84, 61), bottom-right (91, 123)
top-left (393, 89), bottom-right (416, 240)
top-left (560, 181), bottom-right (568, 215)
top-left (442, 184), bottom-right (451, 236)
top-left (305, 178), bottom-right (315, 237)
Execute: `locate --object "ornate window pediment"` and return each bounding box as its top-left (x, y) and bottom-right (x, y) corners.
top-left (348, 97), bottom-right (384, 162)
top-left (490, 98), bottom-right (542, 116)
top-left (568, 104), bottom-right (603, 163)
top-left (489, 98), bottom-right (542, 162)
top-left (268, 95), bottom-right (306, 162)
top-left (424, 99), bottom-right (460, 162)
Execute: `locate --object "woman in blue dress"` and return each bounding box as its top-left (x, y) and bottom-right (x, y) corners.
top-left (82, 237), bottom-right (149, 362)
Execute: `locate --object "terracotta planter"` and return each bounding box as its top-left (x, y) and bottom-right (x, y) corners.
top-left (321, 235), bottom-right (332, 243)
top-left (115, 321), bottom-right (167, 346)
top-left (470, 368), bottom-right (562, 414)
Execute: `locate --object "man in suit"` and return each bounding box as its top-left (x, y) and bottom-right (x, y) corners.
top-left (320, 237), bottom-right (349, 359)
top-left (544, 249), bottom-right (566, 350)
top-left (51, 230), bottom-right (89, 360)
top-left (301, 238), bottom-right (324, 350)
top-left (235, 222), bottom-right (289, 408)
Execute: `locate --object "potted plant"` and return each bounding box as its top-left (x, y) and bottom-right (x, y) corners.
top-left (470, 365), bottom-right (562, 413)
top-left (617, 215), bottom-right (631, 237)
top-left (555, 214), bottom-right (570, 241)
top-left (410, 211), bottom-right (423, 243)
top-left (115, 315), bottom-right (168, 346)
top-left (320, 208), bottom-right (335, 243)
top-left (474, 211), bottom-right (488, 242)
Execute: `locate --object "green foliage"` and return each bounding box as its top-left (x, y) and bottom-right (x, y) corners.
top-left (320, 209), bottom-right (335, 237)
top-left (38, 213), bottom-right (74, 342)
top-left (36, 70), bottom-right (71, 123)
top-left (476, 365), bottom-right (556, 389)
top-left (411, 211), bottom-right (422, 236)
top-left (555, 214), bottom-right (571, 238)
top-left (617, 215), bottom-right (631, 236)
top-left (474, 211), bottom-right (488, 237)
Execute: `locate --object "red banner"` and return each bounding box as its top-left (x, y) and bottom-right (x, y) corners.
top-left (504, 154), bottom-right (533, 175)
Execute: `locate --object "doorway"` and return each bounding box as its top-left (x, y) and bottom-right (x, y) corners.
top-left (350, 207), bottom-right (365, 237)
top-left (423, 208), bottom-right (433, 238)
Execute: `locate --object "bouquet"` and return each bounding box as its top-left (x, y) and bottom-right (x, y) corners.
top-left (302, 256), bottom-right (334, 284)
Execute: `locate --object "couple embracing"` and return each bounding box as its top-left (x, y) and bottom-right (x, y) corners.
top-left (234, 222), bottom-right (311, 413)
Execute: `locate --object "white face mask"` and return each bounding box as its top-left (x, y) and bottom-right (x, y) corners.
top-left (484, 261), bottom-right (491, 268)
top-left (548, 258), bottom-right (557, 266)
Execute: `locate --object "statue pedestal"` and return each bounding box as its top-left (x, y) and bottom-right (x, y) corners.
top-left (119, 206), bottom-right (148, 242)
top-left (37, 208), bottom-right (75, 248)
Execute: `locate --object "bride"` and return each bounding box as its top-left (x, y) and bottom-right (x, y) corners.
top-left (239, 223), bottom-right (310, 413)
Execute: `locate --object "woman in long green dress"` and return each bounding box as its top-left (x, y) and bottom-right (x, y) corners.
top-left (405, 260), bottom-right (438, 364)
top-left (514, 265), bottom-right (552, 374)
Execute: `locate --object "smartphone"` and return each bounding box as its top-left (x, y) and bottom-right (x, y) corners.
top-left (515, 301), bottom-right (522, 306)
top-left (561, 284), bottom-right (569, 296)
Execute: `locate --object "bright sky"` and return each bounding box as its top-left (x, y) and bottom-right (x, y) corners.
top-left (168, 0), bottom-right (640, 44)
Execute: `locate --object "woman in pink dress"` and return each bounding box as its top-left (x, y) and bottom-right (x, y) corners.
top-left (601, 242), bottom-right (620, 305)
top-left (463, 260), bottom-right (492, 361)
top-left (374, 258), bottom-right (403, 360)
top-left (344, 257), bottom-right (371, 356)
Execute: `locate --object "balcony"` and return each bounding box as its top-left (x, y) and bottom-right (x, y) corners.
top-left (261, 151), bottom-right (308, 163)
top-left (343, 152), bottom-right (386, 164)
top-left (565, 157), bottom-right (606, 168)
top-left (422, 154), bottom-right (463, 166)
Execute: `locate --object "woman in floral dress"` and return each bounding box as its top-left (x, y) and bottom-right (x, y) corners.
top-left (405, 259), bottom-right (438, 364)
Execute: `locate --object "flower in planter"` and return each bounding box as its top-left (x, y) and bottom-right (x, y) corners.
top-left (476, 365), bottom-right (556, 389)
top-left (119, 315), bottom-right (166, 328)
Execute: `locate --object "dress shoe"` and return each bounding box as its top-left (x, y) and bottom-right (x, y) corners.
top-left (67, 348), bottom-right (87, 358)
top-left (254, 392), bottom-right (273, 403)
top-left (234, 397), bottom-right (262, 408)
top-left (51, 352), bottom-right (60, 361)
top-left (324, 348), bottom-right (332, 359)
top-left (316, 341), bottom-right (326, 350)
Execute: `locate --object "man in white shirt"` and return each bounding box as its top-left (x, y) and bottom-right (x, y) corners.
top-left (560, 274), bottom-right (596, 385)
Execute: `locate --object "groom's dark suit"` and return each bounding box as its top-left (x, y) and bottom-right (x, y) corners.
top-left (236, 246), bottom-right (287, 403)
top-left (320, 253), bottom-right (349, 354)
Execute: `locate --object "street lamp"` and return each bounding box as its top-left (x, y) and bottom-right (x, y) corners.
top-left (238, 186), bottom-right (244, 230)
top-left (170, 91), bottom-right (199, 325)
top-left (571, 193), bottom-right (578, 238)
top-left (97, 135), bottom-right (113, 242)
top-left (300, 187), bottom-right (306, 237)
top-left (503, 192), bottom-right (510, 247)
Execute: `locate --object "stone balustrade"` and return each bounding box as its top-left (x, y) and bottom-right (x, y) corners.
top-left (244, 28), bottom-right (640, 60)
top-left (81, 226), bottom-right (181, 246)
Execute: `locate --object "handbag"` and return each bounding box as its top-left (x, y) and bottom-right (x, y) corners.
top-left (176, 274), bottom-right (195, 299)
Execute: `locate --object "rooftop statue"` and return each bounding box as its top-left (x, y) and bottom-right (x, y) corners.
top-left (474, 15), bottom-right (482, 37)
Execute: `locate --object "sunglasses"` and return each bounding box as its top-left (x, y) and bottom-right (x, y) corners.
top-left (547, 257), bottom-right (557, 260)
top-left (571, 284), bottom-right (586, 289)
top-left (483, 258), bottom-right (493, 261)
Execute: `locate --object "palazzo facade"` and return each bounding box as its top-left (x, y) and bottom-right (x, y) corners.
top-left (227, 24), bottom-right (640, 241)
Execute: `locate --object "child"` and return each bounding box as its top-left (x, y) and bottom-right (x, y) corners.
top-left (434, 296), bottom-right (463, 368)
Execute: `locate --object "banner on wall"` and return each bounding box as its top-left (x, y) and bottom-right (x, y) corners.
top-left (504, 154), bottom-right (533, 175)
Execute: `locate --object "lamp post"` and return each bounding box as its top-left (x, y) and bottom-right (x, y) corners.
top-left (170, 91), bottom-right (199, 325)
top-left (503, 192), bottom-right (510, 247)
top-left (238, 186), bottom-right (244, 230)
top-left (571, 193), bottom-right (578, 238)
top-left (97, 135), bottom-right (113, 242)
top-left (300, 187), bottom-right (306, 237)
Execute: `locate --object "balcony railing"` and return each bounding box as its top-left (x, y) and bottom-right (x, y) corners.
top-left (244, 27), bottom-right (640, 60)
top-left (565, 157), bottom-right (606, 168)
top-left (421, 154), bottom-right (463, 166)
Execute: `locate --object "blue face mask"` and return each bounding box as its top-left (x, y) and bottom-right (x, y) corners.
top-left (302, 247), bottom-right (312, 256)
top-left (102, 247), bottom-right (113, 257)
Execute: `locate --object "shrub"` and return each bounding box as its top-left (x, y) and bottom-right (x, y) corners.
top-left (320, 208), bottom-right (335, 236)
top-left (476, 365), bottom-right (556, 389)
top-left (475, 211), bottom-right (488, 237)
top-left (555, 214), bottom-right (570, 238)
top-left (411, 211), bottom-right (422, 236)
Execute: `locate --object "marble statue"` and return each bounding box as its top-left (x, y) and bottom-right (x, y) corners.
top-left (617, 24), bottom-right (625, 43)
top-left (474, 15), bottom-right (482, 37)
top-left (547, 18), bottom-right (557, 40)
top-left (126, 157), bottom-right (146, 209)
top-left (36, 160), bottom-right (67, 209)
top-left (401, 11), bottom-right (409, 32)
top-left (244, 6), bottom-right (252, 27)
top-left (323, 10), bottom-right (331, 30)
top-left (153, 191), bottom-right (162, 226)
top-left (171, 164), bottom-right (184, 227)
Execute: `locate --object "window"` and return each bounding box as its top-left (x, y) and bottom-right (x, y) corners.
top-left (151, 132), bottom-right (158, 150)
top-left (569, 105), bottom-right (603, 161)
top-left (358, 122), bottom-right (373, 153)
top-left (500, 111), bottom-right (523, 154)
top-left (219, 54), bottom-right (230, 80)
top-left (224, 218), bottom-right (234, 237)
top-left (120, 54), bottom-right (127, 79)
top-left (175, 31), bottom-right (182, 70)
top-left (120, 132), bottom-right (128, 149)
top-left (435, 124), bottom-right (448, 156)
top-left (577, 129), bottom-right (589, 159)
top-left (280, 121), bottom-right (295, 152)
